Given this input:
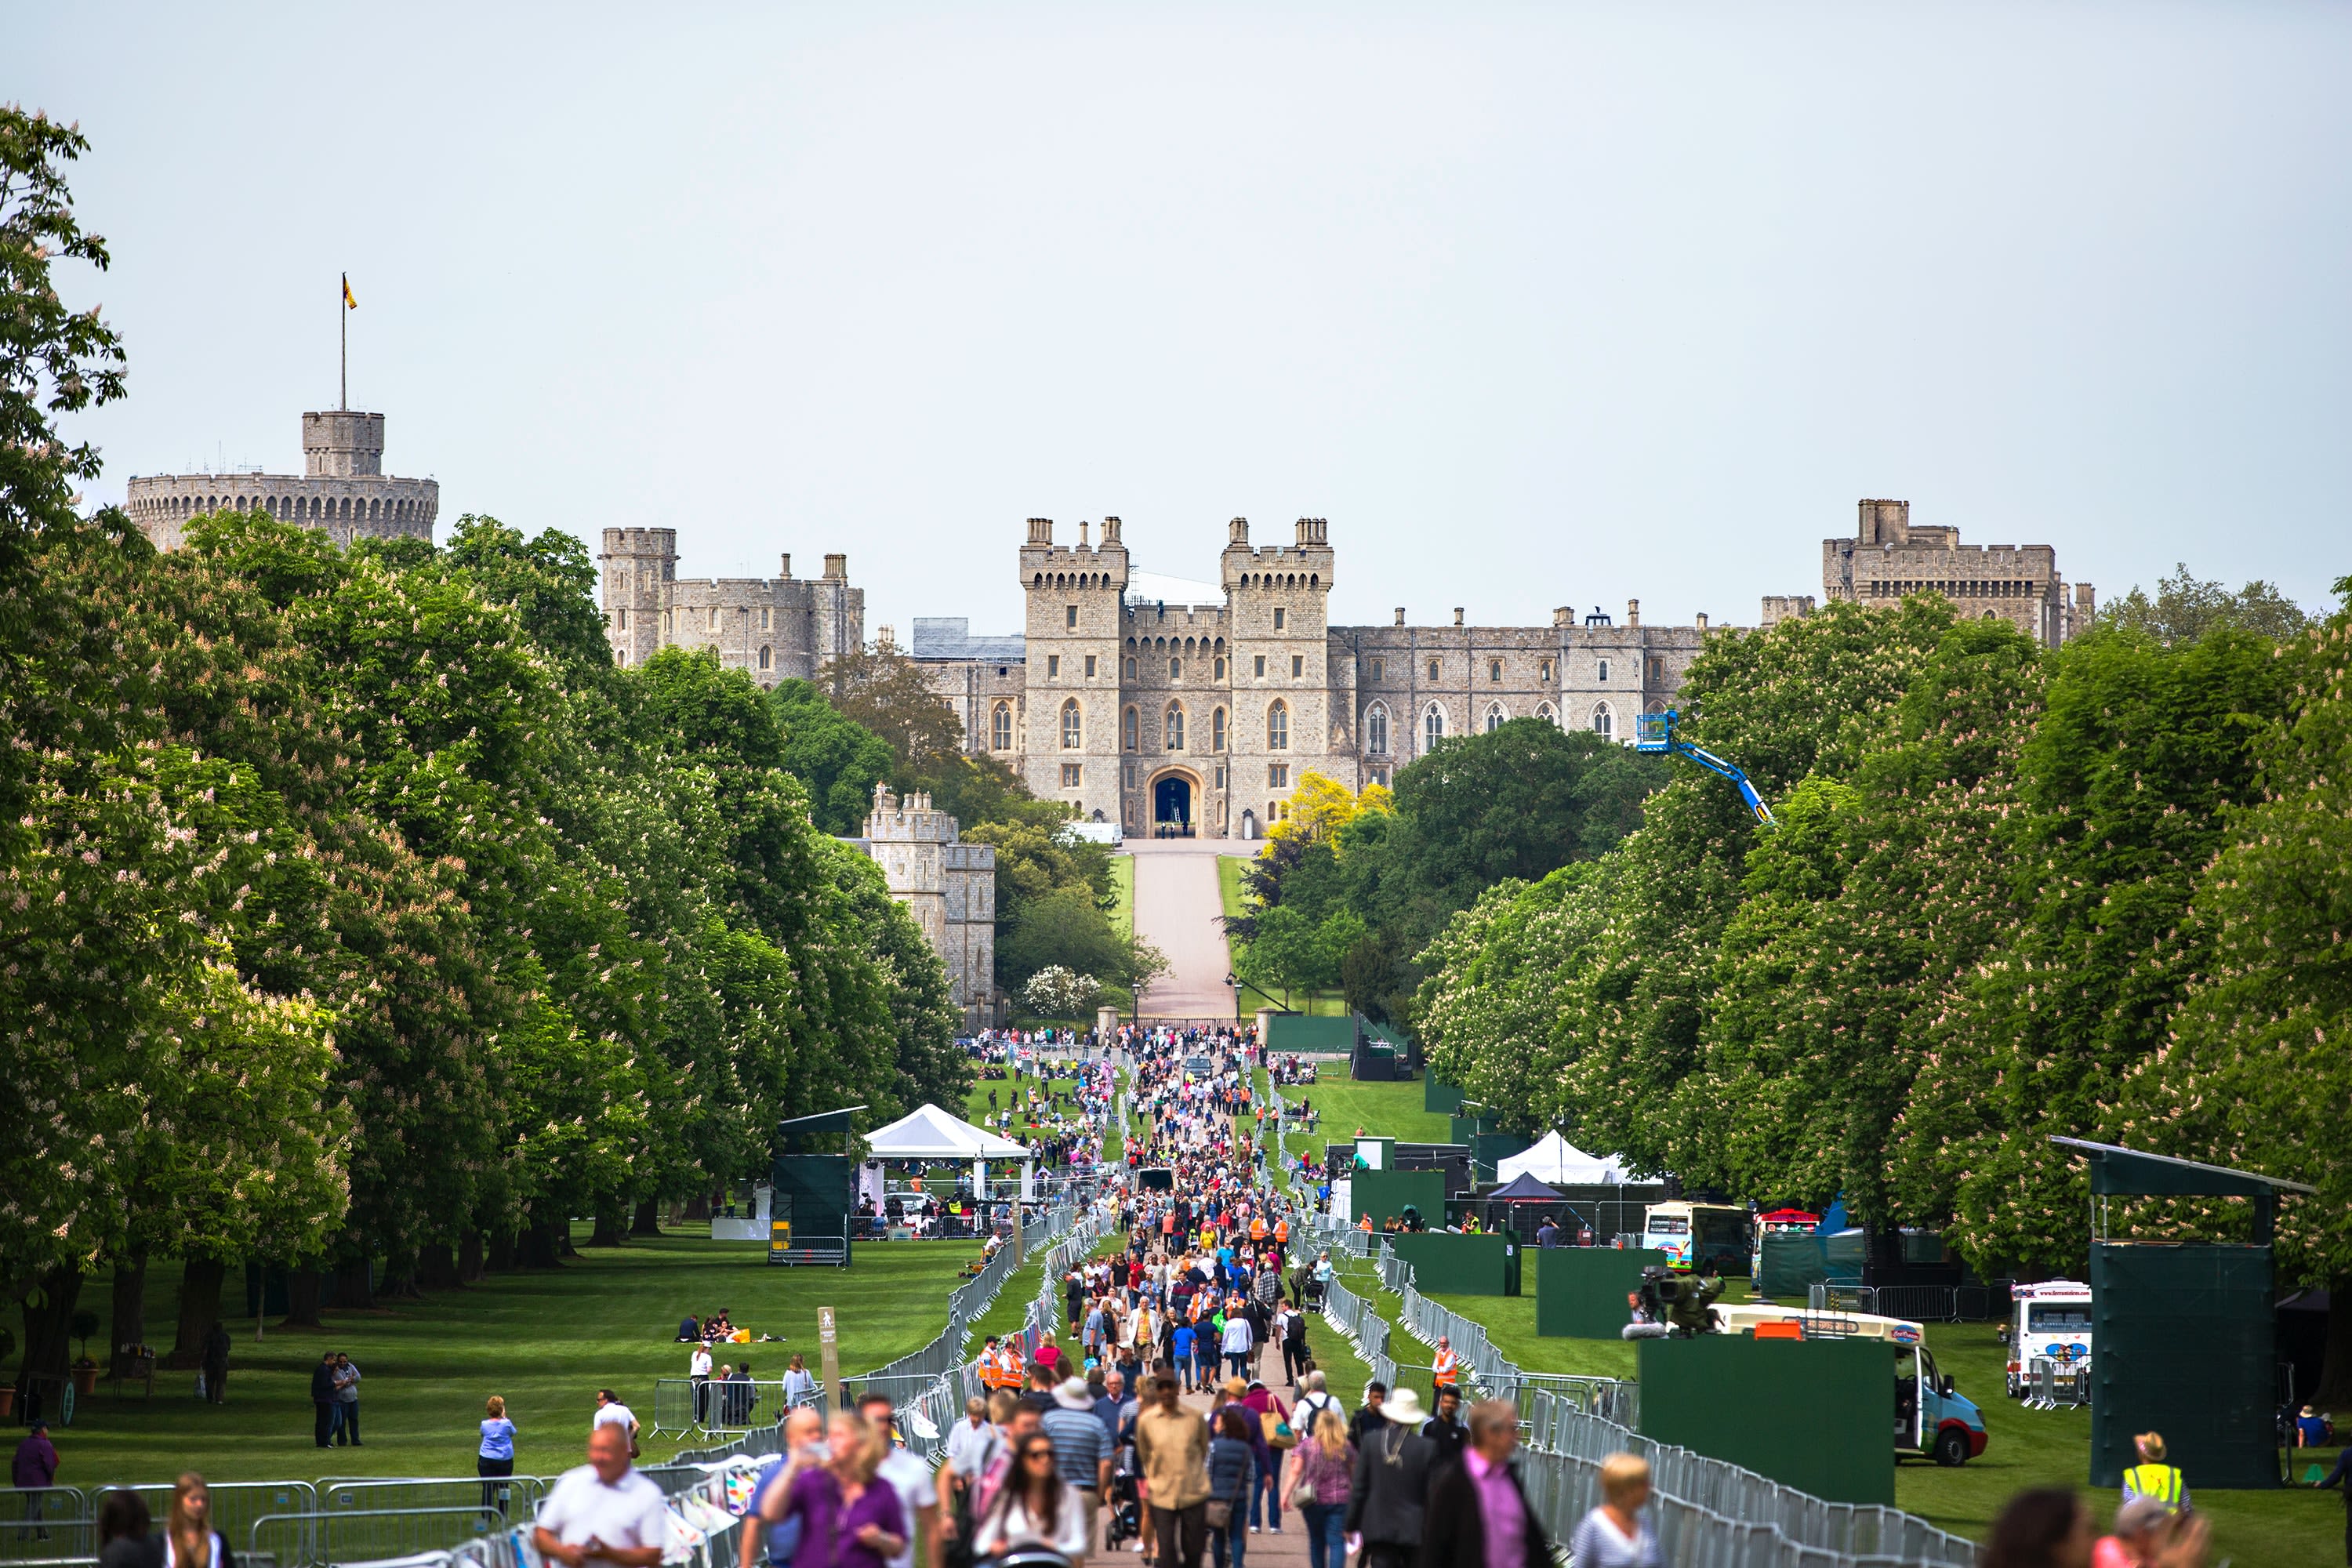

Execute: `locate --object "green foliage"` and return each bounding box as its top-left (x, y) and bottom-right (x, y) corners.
top-left (2100, 561), bottom-right (2311, 644)
top-left (769, 677), bottom-right (895, 833)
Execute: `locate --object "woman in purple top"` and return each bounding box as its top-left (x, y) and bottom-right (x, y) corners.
top-left (773, 1411), bottom-right (907, 1568)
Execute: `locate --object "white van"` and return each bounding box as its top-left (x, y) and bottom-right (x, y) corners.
top-left (2005, 1280), bottom-right (2093, 1398)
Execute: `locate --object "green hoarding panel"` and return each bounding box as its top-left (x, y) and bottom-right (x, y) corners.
top-left (1758, 1232), bottom-right (1867, 1298)
top-left (1639, 1336), bottom-right (1896, 1506)
top-left (1449, 1113), bottom-right (1495, 1145)
top-left (2089, 1243), bottom-right (2278, 1489)
top-left (1470, 1132), bottom-right (1534, 1181)
top-left (1351, 1168), bottom-right (1449, 1229)
top-left (1425, 1077), bottom-right (1465, 1116)
top-left (1266, 1014), bottom-right (1356, 1052)
top-left (1537, 1247), bottom-right (1674, 1338)
top-left (1389, 1232), bottom-right (1519, 1296)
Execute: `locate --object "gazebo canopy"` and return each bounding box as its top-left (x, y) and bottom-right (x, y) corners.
top-left (1488, 1171), bottom-right (1565, 1202)
top-left (863, 1102), bottom-right (1030, 1161)
top-left (1497, 1131), bottom-right (1631, 1185)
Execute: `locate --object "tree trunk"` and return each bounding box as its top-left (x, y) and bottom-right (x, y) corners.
top-left (684, 1195), bottom-right (711, 1222)
top-left (459, 1231), bottom-right (486, 1283)
top-left (163, 1257), bottom-right (227, 1370)
top-left (280, 1269), bottom-right (325, 1329)
top-left (109, 1253), bottom-right (149, 1378)
top-left (377, 1250), bottom-right (423, 1300)
top-left (558, 1222), bottom-right (579, 1258)
top-left (631, 1198), bottom-right (663, 1237)
top-left (331, 1257), bottom-right (374, 1311)
top-left (417, 1243), bottom-right (463, 1291)
top-left (16, 1265), bottom-right (84, 1410)
top-left (2315, 1279), bottom-right (2352, 1406)
top-left (485, 1228), bottom-right (515, 1274)
top-left (523, 1218), bottom-right (566, 1270)
top-left (588, 1206), bottom-right (626, 1247)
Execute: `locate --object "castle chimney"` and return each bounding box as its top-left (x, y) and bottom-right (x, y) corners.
top-left (1394, 608), bottom-right (1406, 626)
top-left (1102, 517), bottom-right (1122, 544)
top-left (1552, 607), bottom-right (1573, 628)
top-left (1295, 517), bottom-right (1327, 546)
top-left (1028, 517), bottom-right (1053, 545)
top-left (779, 553), bottom-right (793, 578)
top-left (1695, 612), bottom-right (1709, 630)
top-left (1453, 608), bottom-right (1465, 626)
top-left (877, 624), bottom-right (895, 652)
top-left (1080, 521), bottom-right (1091, 547)
top-left (1626, 598), bottom-right (1640, 628)
top-left (1229, 517), bottom-right (1249, 545)
top-left (824, 553), bottom-right (848, 580)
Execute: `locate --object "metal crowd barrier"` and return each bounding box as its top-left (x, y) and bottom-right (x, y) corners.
top-left (648, 1377), bottom-right (800, 1437)
top-left (252, 1505), bottom-right (502, 1568)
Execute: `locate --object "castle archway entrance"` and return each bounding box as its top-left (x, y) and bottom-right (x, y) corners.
top-left (1151, 771), bottom-right (1196, 838)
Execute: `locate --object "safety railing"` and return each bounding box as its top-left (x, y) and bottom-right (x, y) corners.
top-left (315, 1478), bottom-right (554, 1520)
top-left (253, 1505), bottom-right (504, 1568)
top-left (1805, 1280), bottom-right (2012, 1325)
top-left (648, 1377), bottom-right (804, 1437)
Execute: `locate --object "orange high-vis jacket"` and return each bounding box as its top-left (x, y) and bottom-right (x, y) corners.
top-left (1250, 1218), bottom-right (1269, 1241)
top-left (1275, 1220), bottom-right (1290, 1244)
top-left (1432, 1349), bottom-right (1460, 1387)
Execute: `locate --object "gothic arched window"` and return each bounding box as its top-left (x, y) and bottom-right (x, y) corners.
top-left (758, 645), bottom-right (772, 670)
top-left (1536, 702), bottom-right (1557, 727)
top-left (992, 702), bottom-right (1014, 751)
top-left (1425, 703), bottom-right (1446, 750)
top-left (1365, 702), bottom-right (1388, 756)
top-left (1061, 699), bottom-right (1083, 750)
top-left (1485, 702), bottom-right (1507, 733)
top-left (1267, 700), bottom-right (1289, 751)
top-left (1591, 702), bottom-right (1614, 740)
top-left (1212, 707), bottom-right (1228, 752)
top-left (1166, 704), bottom-right (1185, 751)
top-left (1123, 706), bottom-right (1140, 752)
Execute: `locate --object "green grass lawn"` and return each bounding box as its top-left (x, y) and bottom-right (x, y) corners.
top-left (1110, 854), bottom-right (1136, 939)
top-left (42, 1231), bottom-right (995, 1487)
top-left (1217, 854), bottom-right (1249, 924)
top-left (1275, 1076), bottom-right (1451, 1165)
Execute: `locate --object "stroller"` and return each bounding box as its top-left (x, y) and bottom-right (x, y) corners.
top-left (1104, 1439), bottom-right (1144, 1549)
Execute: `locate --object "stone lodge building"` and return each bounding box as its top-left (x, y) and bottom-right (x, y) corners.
top-left (127, 410), bottom-right (438, 552)
top-left (598, 526), bottom-right (863, 682)
top-left (840, 784), bottom-right (998, 1028)
top-left (911, 515), bottom-right (1713, 840)
top-left (1763, 498), bottom-right (2095, 648)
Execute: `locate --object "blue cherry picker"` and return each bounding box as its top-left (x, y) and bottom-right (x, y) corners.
top-left (1632, 709), bottom-right (1776, 825)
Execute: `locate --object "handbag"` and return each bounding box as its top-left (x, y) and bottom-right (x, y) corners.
top-left (1269, 1416), bottom-right (1297, 1450)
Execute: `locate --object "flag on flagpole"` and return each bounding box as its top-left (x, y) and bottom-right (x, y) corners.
top-left (343, 274), bottom-right (358, 310)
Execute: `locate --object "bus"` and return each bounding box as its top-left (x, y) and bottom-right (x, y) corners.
top-left (2005, 1279), bottom-right (2094, 1398)
top-left (1642, 1200), bottom-right (1751, 1274)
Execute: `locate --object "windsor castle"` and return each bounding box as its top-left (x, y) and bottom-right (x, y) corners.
top-left (124, 402), bottom-right (2096, 845)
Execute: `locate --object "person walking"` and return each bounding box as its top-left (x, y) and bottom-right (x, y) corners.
top-left (164, 1472), bottom-right (232, 1568)
top-left (310, 1353), bottom-right (339, 1447)
top-left (2315, 1439), bottom-right (2352, 1568)
top-left (973, 1433), bottom-right (1089, 1559)
top-left (535, 1424), bottom-right (670, 1568)
top-left (201, 1322), bottom-right (231, 1406)
top-left (1421, 1400), bottom-right (1553, 1568)
top-left (1563, 1454), bottom-right (1657, 1568)
top-left (743, 1408), bottom-right (826, 1568)
top-left (11, 1421), bottom-right (58, 1540)
top-left (478, 1396), bottom-right (519, 1515)
top-left (96, 1486), bottom-right (159, 1568)
top-left (1041, 1377), bottom-right (1112, 1553)
top-left (1287, 1407), bottom-right (1355, 1568)
top-left (1346, 1384), bottom-right (1389, 1448)
top-left (1345, 1388), bottom-right (1435, 1568)
top-left (2121, 1432), bottom-right (2187, 1515)
top-left (1135, 1374), bottom-right (1211, 1568)
top-left (1421, 1385), bottom-right (1467, 1470)
top-left (781, 1354), bottom-right (818, 1411)
top-left (332, 1353), bottom-right (363, 1446)
top-left (856, 1393), bottom-right (941, 1568)
top-left (759, 1410), bottom-right (908, 1568)
top-left (1221, 1310), bottom-right (1254, 1381)
top-left (1207, 1408), bottom-right (1257, 1568)
top-left (593, 1389), bottom-right (641, 1457)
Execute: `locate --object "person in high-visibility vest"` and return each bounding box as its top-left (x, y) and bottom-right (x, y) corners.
top-left (2122, 1431), bottom-right (2188, 1513)
top-left (1431, 1335), bottom-right (1461, 1391)
top-left (1249, 1216), bottom-right (1268, 1243)
top-left (1273, 1218), bottom-right (1289, 1246)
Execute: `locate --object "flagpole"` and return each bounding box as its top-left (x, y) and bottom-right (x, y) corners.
top-left (339, 273), bottom-right (347, 411)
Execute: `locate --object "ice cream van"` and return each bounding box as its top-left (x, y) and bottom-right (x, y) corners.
top-left (2005, 1279), bottom-right (2093, 1398)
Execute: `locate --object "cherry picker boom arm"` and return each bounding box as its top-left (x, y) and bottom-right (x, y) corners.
top-left (1632, 709), bottom-right (1776, 825)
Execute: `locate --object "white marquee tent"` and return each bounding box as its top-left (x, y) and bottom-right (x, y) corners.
top-left (863, 1102), bottom-right (1035, 1199)
top-left (1497, 1131), bottom-right (1632, 1186)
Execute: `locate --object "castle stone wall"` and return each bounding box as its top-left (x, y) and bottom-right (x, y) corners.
top-left (127, 410), bottom-right (437, 551)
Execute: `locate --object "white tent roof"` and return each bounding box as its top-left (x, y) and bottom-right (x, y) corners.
top-left (863, 1103), bottom-right (1031, 1161)
top-left (1497, 1131), bottom-right (1632, 1185)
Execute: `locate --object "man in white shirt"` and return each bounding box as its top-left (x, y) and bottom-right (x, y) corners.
top-left (690, 1345), bottom-right (714, 1425)
top-left (534, 1425), bottom-right (669, 1568)
top-left (592, 1389), bottom-right (640, 1452)
top-left (858, 1393), bottom-right (942, 1568)
top-left (942, 1396), bottom-right (1004, 1490)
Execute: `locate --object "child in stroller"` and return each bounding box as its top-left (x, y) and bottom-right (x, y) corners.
top-left (1104, 1437), bottom-right (1144, 1550)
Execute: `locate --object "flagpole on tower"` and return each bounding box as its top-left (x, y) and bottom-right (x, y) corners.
top-left (339, 273), bottom-right (355, 410)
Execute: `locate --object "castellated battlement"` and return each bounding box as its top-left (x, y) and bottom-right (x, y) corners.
top-left (128, 408), bottom-right (437, 552)
top-left (597, 527), bottom-right (862, 684)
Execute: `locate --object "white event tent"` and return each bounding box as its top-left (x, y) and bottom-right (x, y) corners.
top-left (1497, 1131), bottom-right (1632, 1186)
top-left (863, 1102), bottom-right (1036, 1200)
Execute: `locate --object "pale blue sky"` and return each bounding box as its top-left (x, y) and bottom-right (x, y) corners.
top-left (23, 2), bottom-right (2351, 634)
